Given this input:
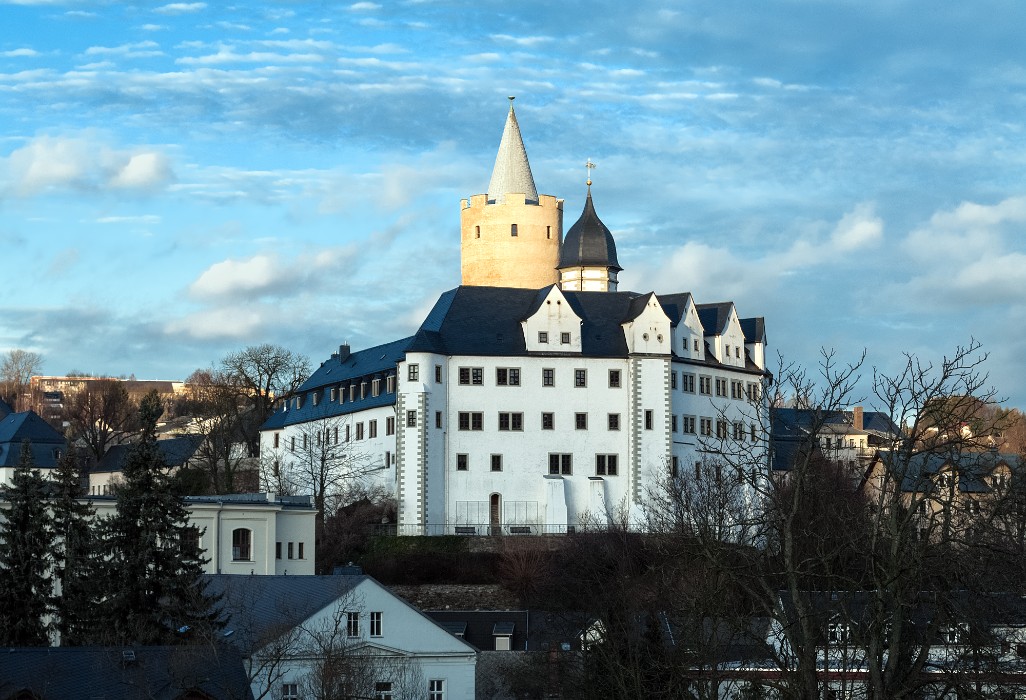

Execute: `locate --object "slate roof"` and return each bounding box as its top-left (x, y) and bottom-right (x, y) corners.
top-left (486, 103), bottom-right (538, 204)
top-left (740, 317), bottom-right (766, 344)
top-left (0, 644), bottom-right (252, 700)
top-left (0, 409), bottom-right (66, 467)
top-left (876, 450), bottom-right (1021, 495)
top-left (771, 407), bottom-right (901, 442)
top-left (0, 396), bottom-right (14, 419)
top-left (92, 433), bottom-right (205, 473)
top-left (696, 302), bottom-right (733, 337)
top-left (558, 189), bottom-right (622, 271)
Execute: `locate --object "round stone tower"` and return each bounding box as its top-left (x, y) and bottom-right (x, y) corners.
top-left (460, 99), bottom-right (563, 289)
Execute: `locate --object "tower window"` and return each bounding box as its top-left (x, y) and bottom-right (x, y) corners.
top-left (511, 223), bottom-right (518, 237)
top-left (546, 225), bottom-right (551, 239)
top-left (475, 225), bottom-right (480, 238)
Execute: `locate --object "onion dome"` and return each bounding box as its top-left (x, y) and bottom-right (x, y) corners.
top-left (558, 188), bottom-right (621, 271)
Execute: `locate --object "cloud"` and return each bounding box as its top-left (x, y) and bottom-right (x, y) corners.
top-left (830, 203), bottom-right (883, 251)
top-left (187, 248), bottom-right (358, 301)
top-left (83, 41), bottom-right (163, 58)
top-left (348, 2), bottom-right (380, 11)
top-left (165, 307), bottom-right (265, 340)
top-left (1, 134), bottom-right (174, 197)
top-left (154, 2), bottom-right (206, 15)
top-left (2, 48), bottom-right (40, 57)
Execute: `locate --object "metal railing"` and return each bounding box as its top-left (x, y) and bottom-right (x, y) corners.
top-left (367, 523), bottom-right (577, 537)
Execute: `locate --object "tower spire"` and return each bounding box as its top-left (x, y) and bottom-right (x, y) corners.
top-left (486, 96), bottom-right (539, 204)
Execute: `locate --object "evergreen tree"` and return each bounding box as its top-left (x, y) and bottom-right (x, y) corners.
top-left (50, 447), bottom-right (99, 645)
top-left (98, 391), bottom-right (221, 645)
top-left (0, 441), bottom-right (55, 645)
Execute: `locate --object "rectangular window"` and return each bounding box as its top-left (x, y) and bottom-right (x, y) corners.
top-left (406, 410), bottom-right (417, 428)
top-left (608, 413), bottom-right (620, 430)
top-left (498, 412), bottom-right (524, 431)
top-left (747, 382), bottom-right (761, 401)
top-left (699, 376), bottom-right (712, 395)
top-left (672, 456), bottom-right (679, 478)
top-left (491, 454), bottom-right (503, 472)
top-left (274, 432), bottom-right (280, 449)
top-left (356, 423), bottom-right (364, 440)
top-left (429, 679), bottom-right (445, 700)
top-left (385, 450), bottom-right (392, 467)
top-left (345, 425), bottom-right (351, 442)
top-left (645, 410), bottom-right (653, 430)
top-left (275, 541), bottom-right (282, 560)
top-left (290, 436), bottom-right (296, 452)
top-left (372, 378), bottom-right (381, 397)
top-left (334, 427), bottom-right (339, 444)
top-left (408, 364), bottom-right (419, 381)
top-left (672, 415), bottom-right (678, 433)
top-left (386, 417), bottom-right (395, 435)
top-left (575, 412), bottom-right (588, 430)
top-left (608, 369), bottom-right (621, 388)
top-left (561, 332), bottom-right (571, 344)
top-left (374, 682), bottom-right (393, 700)
top-left (542, 368), bottom-right (555, 387)
top-left (457, 453), bottom-right (469, 471)
top-left (369, 420), bottom-right (378, 438)
top-left (459, 367), bottom-right (470, 385)
top-left (548, 453), bottom-right (572, 475)
top-left (471, 367), bottom-right (483, 385)
top-left (287, 542), bottom-right (294, 559)
top-left (347, 611), bottom-right (360, 637)
top-left (435, 411), bottom-right (443, 429)
top-left (574, 369), bottom-right (587, 387)
top-left (299, 542), bottom-right (304, 559)
top-left (435, 365), bottom-right (442, 383)
top-left (370, 611), bottom-right (382, 637)
top-left (386, 375), bottom-right (395, 393)
top-left (232, 529), bottom-right (251, 561)
top-left (541, 412), bottom-right (554, 430)
top-left (671, 371), bottom-right (678, 390)
top-left (511, 223), bottom-right (518, 236)
top-left (596, 454), bottom-right (618, 476)
top-left (458, 412), bottom-right (482, 430)
top-left (731, 380), bottom-right (744, 400)
top-left (694, 339), bottom-right (700, 351)
top-left (496, 367), bottom-right (521, 386)
top-left (538, 331), bottom-right (549, 344)
top-left (715, 377), bottom-right (728, 397)
top-left (682, 415), bottom-right (696, 434)
top-left (716, 419), bottom-right (728, 439)
top-left (282, 683), bottom-right (299, 700)
top-left (700, 417), bottom-right (713, 436)
top-left (312, 391), bottom-right (321, 406)
top-left (682, 373), bottom-right (695, 393)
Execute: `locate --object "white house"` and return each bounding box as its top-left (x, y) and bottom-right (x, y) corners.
top-left (259, 102), bottom-right (770, 535)
top-left (208, 573), bottom-right (477, 700)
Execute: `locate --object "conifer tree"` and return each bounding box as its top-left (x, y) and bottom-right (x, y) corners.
top-left (50, 447), bottom-right (98, 645)
top-left (98, 391), bottom-right (221, 644)
top-left (0, 441), bottom-right (55, 645)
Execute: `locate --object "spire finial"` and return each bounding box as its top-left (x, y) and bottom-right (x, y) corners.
top-left (585, 158), bottom-right (596, 188)
top-left (508, 95), bottom-right (515, 111)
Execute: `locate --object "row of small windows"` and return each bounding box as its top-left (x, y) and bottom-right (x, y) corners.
top-left (671, 414), bottom-right (759, 441)
top-left (671, 371), bottom-right (761, 401)
top-left (454, 452), bottom-right (618, 476)
top-left (273, 417), bottom-right (397, 450)
top-left (473, 223), bottom-right (552, 239)
top-left (451, 366), bottom-right (621, 389)
top-left (296, 374), bottom-right (397, 410)
top-left (274, 540), bottom-right (306, 560)
top-left (456, 411), bottom-right (649, 432)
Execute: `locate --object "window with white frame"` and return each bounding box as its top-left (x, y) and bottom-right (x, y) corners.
top-left (700, 417), bottom-right (713, 436)
top-left (408, 364), bottom-right (419, 381)
top-left (374, 682), bottom-right (393, 700)
top-left (731, 380), bottom-right (744, 399)
top-left (682, 415), bottom-right (696, 434)
top-left (370, 611), bottom-right (382, 636)
top-left (347, 611), bottom-right (360, 637)
top-left (699, 376), bottom-right (711, 395)
top-left (682, 373), bottom-right (695, 393)
top-left (282, 683), bottom-right (299, 700)
top-left (232, 528), bottom-right (251, 561)
top-left (429, 679), bottom-right (445, 700)
top-left (715, 377), bottom-right (728, 397)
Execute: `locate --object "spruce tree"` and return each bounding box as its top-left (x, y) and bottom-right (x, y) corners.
top-left (0, 441), bottom-right (55, 645)
top-left (99, 390), bottom-right (221, 644)
top-left (50, 447), bottom-right (98, 645)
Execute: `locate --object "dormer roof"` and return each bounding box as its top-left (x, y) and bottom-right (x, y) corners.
top-left (486, 102), bottom-right (538, 204)
top-left (558, 188), bottom-right (621, 271)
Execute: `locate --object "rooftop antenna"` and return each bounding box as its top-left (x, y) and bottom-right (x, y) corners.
top-left (585, 158), bottom-right (597, 188)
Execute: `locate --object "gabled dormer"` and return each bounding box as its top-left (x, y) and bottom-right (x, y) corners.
top-left (666, 293), bottom-right (704, 361)
top-left (740, 317), bottom-right (767, 370)
top-left (522, 285), bottom-right (583, 352)
top-left (697, 302), bottom-right (745, 367)
top-left (621, 292), bottom-right (672, 355)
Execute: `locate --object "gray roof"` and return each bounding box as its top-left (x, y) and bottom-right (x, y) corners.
top-left (0, 410), bottom-right (66, 467)
top-left (0, 645), bottom-right (252, 699)
top-left (877, 450), bottom-right (1020, 495)
top-left (486, 102), bottom-right (538, 204)
top-left (93, 433), bottom-right (205, 473)
top-left (558, 188), bottom-right (621, 271)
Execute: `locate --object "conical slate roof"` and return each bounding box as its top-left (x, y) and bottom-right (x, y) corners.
top-left (487, 102), bottom-right (538, 204)
top-left (558, 188), bottom-right (621, 271)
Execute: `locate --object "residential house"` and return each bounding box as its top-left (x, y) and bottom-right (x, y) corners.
top-left (207, 572), bottom-right (477, 700)
top-left (0, 409), bottom-right (66, 485)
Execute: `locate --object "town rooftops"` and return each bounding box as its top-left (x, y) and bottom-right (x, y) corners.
top-left (92, 433), bottom-right (205, 473)
top-left (0, 409), bottom-right (66, 467)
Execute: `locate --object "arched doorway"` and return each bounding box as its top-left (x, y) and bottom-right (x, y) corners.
top-left (490, 493), bottom-right (502, 536)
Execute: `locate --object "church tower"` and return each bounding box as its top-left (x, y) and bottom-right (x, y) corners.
top-left (557, 180), bottom-right (622, 292)
top-left (460, 98), bottom-right (563, 289)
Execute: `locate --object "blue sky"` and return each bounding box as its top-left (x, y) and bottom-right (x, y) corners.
top-left (2, 1), bottom-right (1026, 409)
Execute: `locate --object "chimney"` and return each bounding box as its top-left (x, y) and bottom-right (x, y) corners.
top-left (853, 406), bottom-right (864, 431)
top-left (338, 343), bottom-right (351, 361)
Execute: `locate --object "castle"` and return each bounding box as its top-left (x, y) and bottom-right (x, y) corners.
top-left (259, 100), bottom-right (770, 534)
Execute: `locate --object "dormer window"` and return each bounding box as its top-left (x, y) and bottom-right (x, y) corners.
top-left (538, 331), bottom-right (549, 344)
top-left (693, 339), bottom-right (699, 351)
top-left (312, 391), bottom-right (321, 406)
top-left (561, 332), bottom-right (571, 344)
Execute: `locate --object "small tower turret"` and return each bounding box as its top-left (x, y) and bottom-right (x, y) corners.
top-left (460, 98), bottom-right (563, 289)
top-left (558, 164), bottom-right (621, 292)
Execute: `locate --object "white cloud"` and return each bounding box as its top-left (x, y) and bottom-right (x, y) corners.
top-left (95, 215), bottom-right (161, 224)
top-left (830, 203), bottom-right (883, 251)
top-left (165, 307), bottom-right (264, 340)
top-left (84, 41), bottom-right (162, 58)
top-left (489, 34), bottom-right (553, 47)
top-left (154, 2), bottom-right (206, 15)
top-left (348, 2), bottom-right (381, 11)
top-left (1, 134), bottom-right (174, 196)
top-left (2, 48), bottom-right (40, 57)
top-left (187, 248), bottom-right (357, 301)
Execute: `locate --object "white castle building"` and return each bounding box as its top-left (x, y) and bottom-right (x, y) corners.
top-left (259, 101), bottom-right (769, 535)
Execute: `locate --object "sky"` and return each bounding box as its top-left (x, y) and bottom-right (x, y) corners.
top-left (2, 1), bottom-right (1026, 410)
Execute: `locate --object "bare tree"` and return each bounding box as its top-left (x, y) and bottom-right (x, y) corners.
top-left (183, 368), bottom-right (254, 493)
top-left (62, 378), bottom-right (139, 463)
top-left (1, 348), bottom-right (42, 410)
top-left (220, 345), bottom-right (310, 457)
